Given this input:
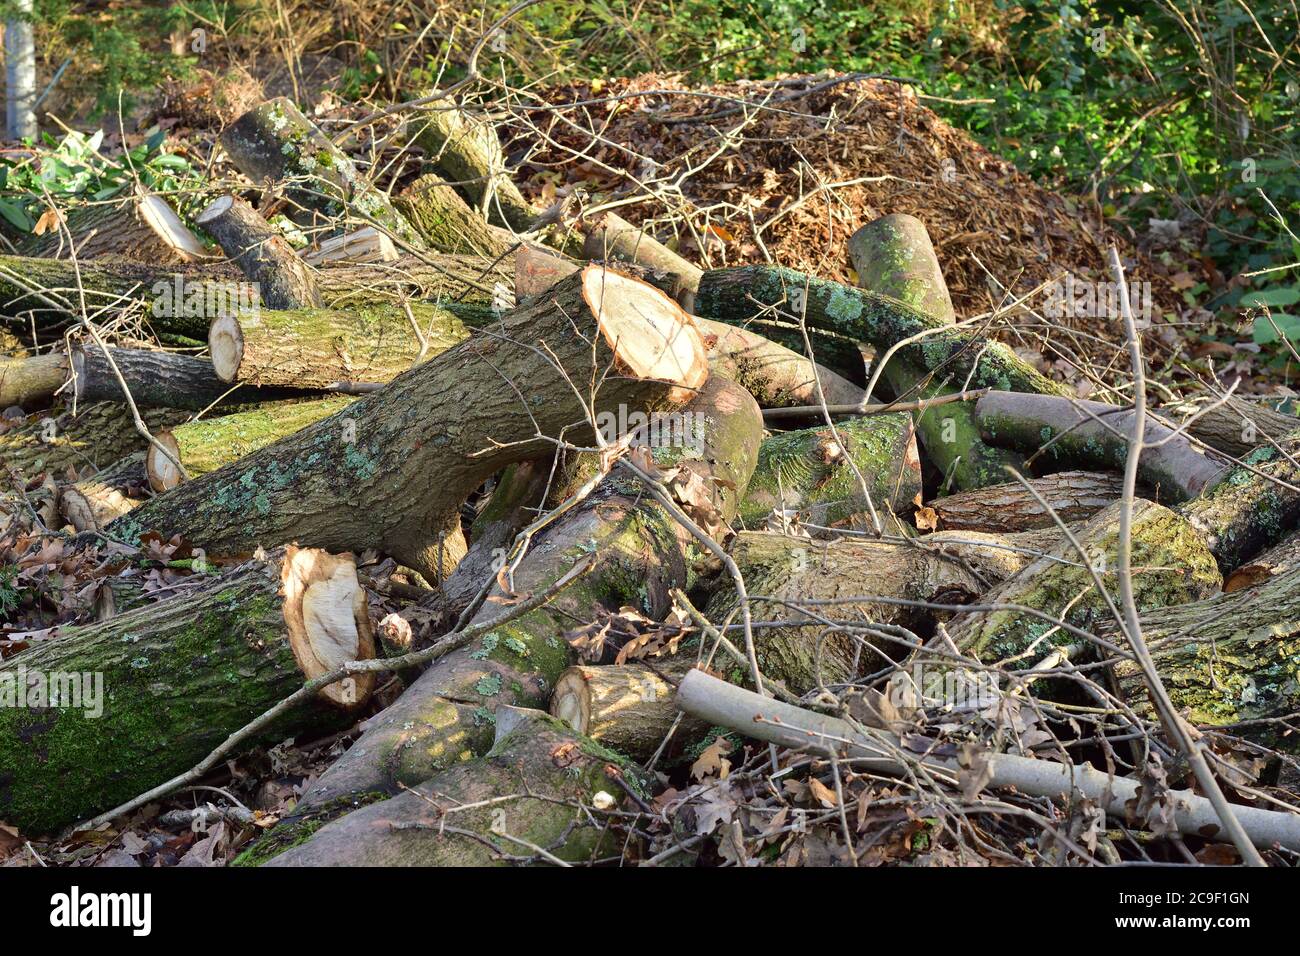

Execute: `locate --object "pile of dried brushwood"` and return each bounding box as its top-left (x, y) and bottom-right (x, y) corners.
top-left (2, 92), bottom-right (1299, 868)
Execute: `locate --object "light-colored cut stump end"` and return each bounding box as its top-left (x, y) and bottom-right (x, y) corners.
top-left (195, 194), bottom-right (234, 224)
top-left (550, 669), bottom-right (592, 736)
top-left (138, 193), bottom-right (208, 261)
top-left (279, 546), bottom-right (376, 707)
top-left (145, 431), bottom-right (185, 493)
top-left (581, 265), bottom-right (709, 404)
top-left (208, 313), bottom-right (245, 383)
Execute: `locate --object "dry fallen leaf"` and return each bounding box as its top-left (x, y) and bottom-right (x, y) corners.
top-left (690, 737), bottom-right (732, 781)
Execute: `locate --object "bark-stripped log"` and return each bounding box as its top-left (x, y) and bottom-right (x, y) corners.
top-left (0, 546), bottom-right (374, 834)
top-left (220, 98), bottom-right (426, 250)
top-left (196, 195), bottom-right (323, 309)
top-left (278, 375), bottom-right (760, 821)
top-left (208, 301), bottom-right (482, 388)
top-left (249, 709), bottom-right (654, 866)
top-left (408, 106), bottom-right (535, 232)
top-left (108, 266), bottom-right (709, 578)
top-left (925, 471), bottom-right (1125, 533)
top-left (738, 415), bottom-right (922, 527)
top-left (1, 403), bottom-right (190, 477)
top-left (946, 500), bottom-right (1222, 664)
top-left (59, 452), bottom-right (147, 532)
top-left (394, 173), bottom-right (517, 259)
top-left (1160, 394), bottom-right (1298, 457)
top-left (146, 397), bottom-right (355, 491)
top-left (848, 213), bottom-right (1026, 491)
top-left (705, 529), bottom-right (1059, 693)
top-left (975, 392), bottom-right (1233, 502)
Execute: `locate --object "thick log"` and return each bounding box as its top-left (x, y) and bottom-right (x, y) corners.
top-left (976, 391), bottom-right (1233, 502)
top-left (408, 106), bottom-right (535, 232)
top-left (1106, 567), bottom-right (1300, 753)
top-left (208, 301), bottom-right (480, 388)
top-left (394, 173), bottom-right (516, 258)
top-left (196, 195), bottom-right (323, 309)
top-left (0, 546), bottom-right (374, 834)
top-left (146, 397), bottom-right (354, 491)
top-left (280, 375), bottom-right (760, 820)
top-left (0, 351), bottom-right (64, 407)
top-left (550, 659), bottom-right (706, 761)
top-left (848, 212), bottom-right (1025, 491)
top-left (705, 529), bottom-right (1057, 693)
top-left (581, 212), bottom-right (703, 297)
top-left (738, 415), bottom-right (922, 527)
top-left (1223, 528), bottom-right (1300, 592)
top-left (692, 264), bottom-right (1070, 397)
top-left (248, 709), bottom-right (654, 866)
top-left (0, 403), bottom-right (190, 478)
top-left (108, 266), bottom-right (710, 578)
top-left (59, 452), bottom-right (147, 532)
top-left (1160, 394), bottom-right (1298, 457)
top-left (947, 500), bottom-right (1222, 664)
top-left (220, 98), bottom-right (426, 250)
top-left (925, 471), bottom-right (1125, 533)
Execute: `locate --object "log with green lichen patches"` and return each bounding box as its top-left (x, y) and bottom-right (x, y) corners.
top-left (253, 708), bottom-right (654, 866)
top-left (705, 529), bottom-right (1056, 693)
top-left (0, 253), bottom-right (508, 340)
top-left (220, 98), bottom-right (426, 251)
top-left (146, 397), bottom-right (355, 492)
top-left (1102, 568), bottom-right (1300, 753)
top-left (1, 403), bottom-right (191, 478)
top-left (108, 266), bottom-right (709, 582)
top-left (0, 547), bottom-right (374, 834)
top-left (692, 264), bottom-right (1071, 397)
top-left (394, 173), bottom-right (517, 258)
top-left (947, 499), bottom-right (1222, 664)
top-left (208, 300), bottom-right (484, 388)
top-left (739, 415), bottom-right (921, 528)
top-left (278, 376), bottom-right (762, 822)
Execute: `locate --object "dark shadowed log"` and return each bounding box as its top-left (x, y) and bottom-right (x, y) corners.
top-left (1160, 394), bottom-right (1298, 457)
top-left (1, 403), bottom-right (190, 478)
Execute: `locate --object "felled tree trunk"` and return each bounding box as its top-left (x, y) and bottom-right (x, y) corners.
top-left (550, 660), bottom-right (706, 761)
top-left (196, 195), bottom-right (323, 309)
top-left (946, 500), bottom-right (1222, 664)
top-left (0, 352), bottom-right (64, 407)
top-left (0, 546), bottom-right (374, 834)
top-left (1160, 394), bottom-right (1298, 457)
top-left (975, 391), bottom-right (1232, 502)
top-left (408, 105), bottom-right (535, 232)
top-left (924, 471), bottom-right (1125, 533)
top-left (705, 528), bottom-right (1054, 694)
top-left (1, 403), bottom-right (190, 478)
top-left (208, 301), bottom-right (479, 388)
top-left (848, 214), bottom-right (1031, 491)
top-left (248, 709), bottom-right (653, 866)
top-left (279, 375), bottom-right (760, 821)
top-left (108, 266), bottom-right (709, 579)
top-left (220, 98), bottom-right (426, 250)
top-left (19, 195), bottom-right (206, 265)
top-left (692, 264), bottom-right (1069, 397)
top-left (581, 211), bottom-right (703, 298)
top-left (59, 452), bottom-right (147, 532)
top-left (1106, 567), bottom-right (1300, 753)
top-left (394, 173), bottom-right (517, 259)
top-left (738, 415), bottom-right (921, 528)
top-left (146, 396), bottom-right (355, 491)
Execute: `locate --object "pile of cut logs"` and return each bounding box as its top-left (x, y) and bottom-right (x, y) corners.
top-left (3, 96), bottom-right (1299, 865)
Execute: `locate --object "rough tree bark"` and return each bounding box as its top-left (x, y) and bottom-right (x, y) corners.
top-left (394, 173), bottom-right (517, 259)
top-left (1, 403), bottom-right (190, 477)
top-left (196, 195), bottom-right (323, 309)
top-left (0, 546), bottom-right (374, 834)
top-left (581, 211), bottom-right (703, 298)
top-left (1159, 394), bottom-right (1298, 457)
top-left (107, 266), bottom-right (709, 579)
top-left (924, 471), bottom-right (1125, 533)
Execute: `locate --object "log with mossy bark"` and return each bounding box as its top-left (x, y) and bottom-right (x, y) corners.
top-left (1, 403), bottom-right (191, 478)
top-left (0, 546), bottom-right (374, 834)
top-left (738, 415), bottom-right (921, 529)
top-left (279, 375), bottom-right (761, 822)
top-left (691, 263), bottom-right (1071, 397)
top-left (248, 708), bottom-right (654, 866)
top-left (407, 105), bottom-right (535, 232)
top-left (705, 528), bottom-right (1061, 694)
top-left (208, 300), bottom-right (484, 388)
top-left (107, 266), bottom-right (710, 579)
top-left (195, 195), bottom-right (323, 310)
top-left (944, 499), bottom-right (1222, 665)
top-left (394, 173), bottom-right (517, 259)
top-left (848, 214), bottom-right (1032, 491)
top-left (145, 396), bottom-right (355, 491)
top-left (925, 471), bottom-right (1125, 533)
top-left (220, 98), bottom-right (426, 250)
top-left (1103, 567), bottom-right (1300, 754)
top-left (0, 252), bottom-right (508, 340)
